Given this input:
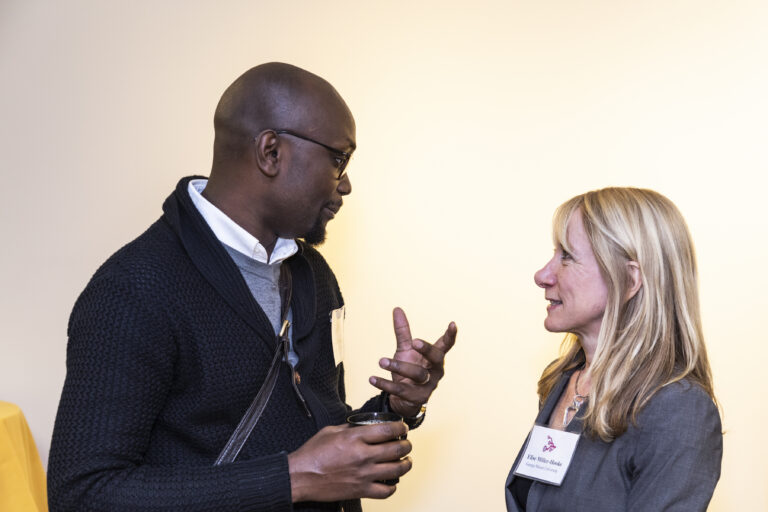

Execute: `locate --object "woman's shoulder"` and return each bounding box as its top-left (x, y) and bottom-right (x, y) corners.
top-left (623, 378), bottom-right (723, 502)
top-left (635, 378), bottom-right (720, 432)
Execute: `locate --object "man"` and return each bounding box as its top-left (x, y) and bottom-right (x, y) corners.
top-left (48, 62), bottom-right (456, 512)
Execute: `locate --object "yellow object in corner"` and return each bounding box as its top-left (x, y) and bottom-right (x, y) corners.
top-left (0, 401), bottom-right (48, 512)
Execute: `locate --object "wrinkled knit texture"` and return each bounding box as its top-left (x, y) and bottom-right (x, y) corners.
top-left (48, 176), bottom-right (387, 512)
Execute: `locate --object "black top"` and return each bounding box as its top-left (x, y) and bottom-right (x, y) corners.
top-left (48, 176), bottom-right (389, 512)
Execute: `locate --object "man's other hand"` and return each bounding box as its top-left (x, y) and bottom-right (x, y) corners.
top-left (287, 422), bottom-right (412, 503)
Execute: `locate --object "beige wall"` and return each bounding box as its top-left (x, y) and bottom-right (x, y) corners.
top-left (2, 1), bottom-right (766, 509)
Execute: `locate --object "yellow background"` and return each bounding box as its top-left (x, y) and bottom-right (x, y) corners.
top-left (1, 1), bottom-right (765, 509)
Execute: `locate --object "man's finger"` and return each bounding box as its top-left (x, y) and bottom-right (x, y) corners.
top-left (411, 339), bottom-right (449, 370)
top-left (353, 421), bottom-right (410, 445)
top-left (392, 307), bottom-right (413, 350)
top-left (365, 482), bottom-right (397, 500)
top-left (379, 358), bottom-right (430, 383)
top-left (365, 482), bottom-right (398, 500)
top-left (371, 457), bottom-right (413, 482)
top-left (372, 440), bottom-right (412, 463)
top-left (432, 322), bottom-right (458, 353)
top-left (369, 375), bottom-right (421, 400)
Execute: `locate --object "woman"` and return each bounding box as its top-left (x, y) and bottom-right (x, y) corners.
top-left (505, 188), bottom-right (722, 511)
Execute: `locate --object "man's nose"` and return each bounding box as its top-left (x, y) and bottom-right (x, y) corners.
top-left (337, 174), bottom-right (352, 195)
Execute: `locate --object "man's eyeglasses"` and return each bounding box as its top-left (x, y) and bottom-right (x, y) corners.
top-left (272, 129), bottom-right (353, 180)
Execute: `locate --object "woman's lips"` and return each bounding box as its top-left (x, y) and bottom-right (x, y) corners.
top-left (546, 299), bottom-right (562, 312)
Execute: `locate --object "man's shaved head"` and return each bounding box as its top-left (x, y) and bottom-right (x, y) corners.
top-left (212, 62), bottom-right (353, 165)
top-left (203, 63), bottom-right (355, 251)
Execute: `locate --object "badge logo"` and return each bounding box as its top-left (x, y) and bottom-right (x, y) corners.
top-left (543, 435), bottom-right (557, 452)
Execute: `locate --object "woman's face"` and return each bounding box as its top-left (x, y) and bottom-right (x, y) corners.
top-left (534, 208), bottom-right (609, 354)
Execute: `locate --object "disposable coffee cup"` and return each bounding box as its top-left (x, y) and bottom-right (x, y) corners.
top-left (346, 411), bottom-right (405, 485)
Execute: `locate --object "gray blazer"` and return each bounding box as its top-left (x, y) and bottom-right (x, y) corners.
top-left (505, 372), bottom-right (722, 511)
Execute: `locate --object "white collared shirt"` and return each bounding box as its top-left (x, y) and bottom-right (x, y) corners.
top-left (187, 179), bottom-right (298, 265)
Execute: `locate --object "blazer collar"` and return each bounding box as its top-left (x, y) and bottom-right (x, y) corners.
top-left (505, 365), bottom-right (588, 506)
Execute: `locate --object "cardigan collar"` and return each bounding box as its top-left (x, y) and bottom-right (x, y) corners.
top-left (161, 176), bottom-right (317, 351)
top-left (186, 178), bottom-right (298, 264)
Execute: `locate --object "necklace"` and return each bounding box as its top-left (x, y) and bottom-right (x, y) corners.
top-left (562, 368), bottom-right (588, 427)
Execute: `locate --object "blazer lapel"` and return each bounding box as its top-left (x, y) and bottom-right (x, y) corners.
top-left (505, 370), bottom-right (578, 511)
top-left (537, 373), bottom-right (571, 426)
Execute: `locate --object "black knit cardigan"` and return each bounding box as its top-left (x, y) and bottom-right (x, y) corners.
top-left (49, 176), bottom-right (387, 512)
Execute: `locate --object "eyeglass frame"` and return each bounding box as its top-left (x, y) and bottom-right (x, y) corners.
top-left (270, 129), bottom-right (353, 180)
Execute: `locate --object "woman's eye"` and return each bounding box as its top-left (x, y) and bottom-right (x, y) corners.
top-left (560, 250), bottom-right (572, 261)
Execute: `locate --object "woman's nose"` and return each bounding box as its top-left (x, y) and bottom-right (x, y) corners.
top-left (534, 258), bottom-right (556, 289)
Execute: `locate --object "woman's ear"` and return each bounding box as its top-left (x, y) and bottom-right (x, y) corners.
top-left (254, 130), bottom-right (280, 178)
top-left (625, 261), bottom-right (642, 301)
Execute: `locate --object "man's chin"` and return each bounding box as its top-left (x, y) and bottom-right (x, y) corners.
top-left (301, 221), bottom-right (327, 247)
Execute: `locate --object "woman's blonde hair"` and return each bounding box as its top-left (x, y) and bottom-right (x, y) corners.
top-left (537, 187), bottom-right (716, 441)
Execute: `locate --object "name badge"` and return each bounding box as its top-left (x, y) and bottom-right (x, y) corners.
top-left (513, 424), bottom-right (580, 486)
top-left (330, 306), bottom-right (345, 366)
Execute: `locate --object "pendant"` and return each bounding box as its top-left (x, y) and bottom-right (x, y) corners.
top-left (562, 395), bottom-right (585, 427)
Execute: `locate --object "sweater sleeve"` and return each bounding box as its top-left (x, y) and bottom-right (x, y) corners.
top-left (626, 382), bottom-right (722, 511)
top-left (48, 271), bottom-right (293, 512)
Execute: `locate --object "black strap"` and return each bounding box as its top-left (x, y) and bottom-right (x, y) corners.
top-left (214, 264), bottom-right (294, 466)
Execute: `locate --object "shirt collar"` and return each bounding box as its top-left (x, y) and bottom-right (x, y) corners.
top-left (187, 178), bottom-right (298, 265)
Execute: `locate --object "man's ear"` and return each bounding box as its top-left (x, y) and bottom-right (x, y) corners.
top-left (254, 130), bottom-right (281, 178)
top-left (625, 261), bottom-right (642, 301)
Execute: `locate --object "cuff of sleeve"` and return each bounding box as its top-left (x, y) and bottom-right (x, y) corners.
top-left (233, 451), bottom-right (292, 512)
top-left (402, 405), bottom-right (426, 429)
top-left (382, 392), bottom-right (427, 430)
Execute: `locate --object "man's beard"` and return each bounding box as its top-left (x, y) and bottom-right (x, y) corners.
top-left (302, 214), bottom-right (327, 246)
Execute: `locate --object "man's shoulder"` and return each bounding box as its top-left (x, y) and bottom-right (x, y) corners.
top-left (87, 217), bottom-right (186, 293)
